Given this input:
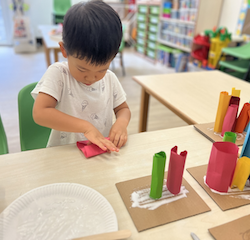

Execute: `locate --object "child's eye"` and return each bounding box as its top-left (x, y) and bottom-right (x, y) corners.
top-left (78, 69), bottom-right (85, 72)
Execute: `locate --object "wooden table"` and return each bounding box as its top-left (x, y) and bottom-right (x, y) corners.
top-left (0, 126), bottom-right (249, 239)
top-left (133, 70), bottom-right (250, 132)
top-left (38, 25), bottom-right (62, 67)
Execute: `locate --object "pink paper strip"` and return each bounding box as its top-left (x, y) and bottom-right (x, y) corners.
top-left (221, 104), bottom-right (238, 136)
top-left (166, 146), bottom-right (187, 195)
top-left (229, 96), bottom-right (240, 132)
top-left (206, 142), bottom-right (239, 193)
top-left (76, 138), bottom-right (109, 158)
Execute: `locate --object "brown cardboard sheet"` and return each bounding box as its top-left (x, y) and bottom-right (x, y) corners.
top-left (209, 214), bottom-right (250, 240)
top-left (193, 122), bottom-right (246, 146)
top-left (187, 165), bottom-right (250, 211)
top-left (116, 173), bottom-right (210, 232)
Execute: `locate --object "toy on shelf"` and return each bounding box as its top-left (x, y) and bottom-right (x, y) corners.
top-left (191, 34), bottom-right (210, 62)
top-left (163, 2), bottom-right (172, 18)
top-left (206, 27), bottom-right (231, 69)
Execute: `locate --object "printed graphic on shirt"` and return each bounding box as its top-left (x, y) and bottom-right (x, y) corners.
top-left (68, 88), bottom-right (73, 97)
top-left (58, 66), bottom-right (67, 75)
top-left (82, 100), bottom-right (89, 111)
top-left (90, 113), bottom-right (99, 120)
top-left (81, 84), bottom-right (97, 92)
top-left (101, 80), bottom-right (105, 92)
top-left (60, 132), bottom-right (67, 139)
top-left (113, 91), bottom-right (118, 99)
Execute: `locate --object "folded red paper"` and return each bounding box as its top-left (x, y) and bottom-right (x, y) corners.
top-left (76, 138), bottom-right (109, 158)
top-left (206, 142), bottom-right (238, 193)
top-left (166, 146), bottom-right (187, 195)
top-left (221, 104), bottom-right (238, 136)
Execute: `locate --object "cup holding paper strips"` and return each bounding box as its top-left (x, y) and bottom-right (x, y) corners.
top-left (76, 138), bottom-right (110, 158)
top-left (205, 142), bottom-right (239, 193)
top-left (231, 157), bottom-right (250, 190)
top-left (214, 91), bottom-right (231, 133)
top-left (149, 151), bottom-right (167, 199)
top-left (223, 132), bottom-right (237, 143)
top-left (234, 103), bottom-right (250, 133)
top-left (166, 146), bottom-right (187, 195)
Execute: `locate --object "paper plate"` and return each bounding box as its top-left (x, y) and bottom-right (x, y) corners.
top-left (0, 183), bottom-right (117, 240)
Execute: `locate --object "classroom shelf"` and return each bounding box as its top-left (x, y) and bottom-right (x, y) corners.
top-left (158, 38), bottom-right (191, 52)
top-left (160, 17), bottom-right (195, 25)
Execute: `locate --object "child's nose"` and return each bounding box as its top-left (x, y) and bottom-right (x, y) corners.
top-left (85, 74), bottom-right (96, 81)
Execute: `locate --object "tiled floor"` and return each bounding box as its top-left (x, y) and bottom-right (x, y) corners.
top-left (0, 45), bottom-right (188, 153)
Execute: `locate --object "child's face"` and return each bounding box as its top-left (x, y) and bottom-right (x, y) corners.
top-left (67, 56), bottom-right (111, 85)
top-left (59, 42), bottom-right (112, 85)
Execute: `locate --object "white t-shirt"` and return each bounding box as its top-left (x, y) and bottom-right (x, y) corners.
top-left (31, 62), bottom-right (126, 147)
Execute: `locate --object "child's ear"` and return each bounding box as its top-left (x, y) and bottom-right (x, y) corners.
top-left (59, 42), bottom-right (67, 58)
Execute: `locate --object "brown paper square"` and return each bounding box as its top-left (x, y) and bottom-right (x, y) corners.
top-left (193, 122), bottom-right (246, 146)
top-left (187, 165), bottom-right (250, 211)
top-left (209, 214), bottom-right (250, 240)
top-left (115, 173), bottom-right (210, 232)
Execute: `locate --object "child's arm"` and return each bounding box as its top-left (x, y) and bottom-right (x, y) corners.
top-left (109, 101), bottom-right (131, 148)
top-left (33, 92), bottom-right (119, 152)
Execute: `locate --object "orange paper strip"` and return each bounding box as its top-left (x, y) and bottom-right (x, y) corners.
top-left (231, 156), bottom-right (250, 190)
top-left (234, 103), bottom-right (250, 133)
top-left (214, 92), bottom-right (231, 133)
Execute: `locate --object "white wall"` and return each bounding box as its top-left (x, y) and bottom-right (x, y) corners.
top-left (219, 0), bottom-right (243, 35)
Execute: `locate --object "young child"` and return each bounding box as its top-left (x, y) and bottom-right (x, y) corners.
top-left (32, 0), bottom-right (131, 153)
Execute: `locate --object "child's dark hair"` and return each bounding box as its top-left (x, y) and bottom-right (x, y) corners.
top-left (62, 0), bottom-right (122, 65)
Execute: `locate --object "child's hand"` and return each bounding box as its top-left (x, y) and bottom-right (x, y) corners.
top-left (84, 126), bottom-right (119, 153)
top-left (109, 119), bottom-right (128, 149)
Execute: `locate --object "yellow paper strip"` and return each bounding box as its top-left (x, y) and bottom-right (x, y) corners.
top-left (231, 156), bottom-right (250, 191)
top-left (214, 91), bottom-right (231, 133)
top-left (231, 87), bottom-right (241, 97)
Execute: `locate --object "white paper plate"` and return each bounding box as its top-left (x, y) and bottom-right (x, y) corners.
top-left (0, 183), bottom-right (117, 240)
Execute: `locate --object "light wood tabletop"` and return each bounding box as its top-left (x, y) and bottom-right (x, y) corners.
top-left (38, 25), bottom-right (62, 67)
top-left (133, 70), bottom-right (250, 132)
top-left (0, 126), bottom-right (249, 239)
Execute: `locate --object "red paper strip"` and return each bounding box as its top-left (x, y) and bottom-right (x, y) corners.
top-left (206, 142), bottom-right (239, 193)
top-left (76, 138), bottom-right (109, 158)
top-left (166, 146), bottom-right (187, 195)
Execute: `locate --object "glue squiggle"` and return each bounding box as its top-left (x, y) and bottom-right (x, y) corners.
top-left (207, 127), bottom-right (246, 140)
top-left (131, 185), bottom-right (189, 210)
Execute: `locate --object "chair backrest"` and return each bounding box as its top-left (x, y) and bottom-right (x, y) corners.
top-left (0, 115), bottom-right (9, 155)
top-left (53, 0), bottom-right (71, 15)
top-left (18, 82), bottom-right (51, 151)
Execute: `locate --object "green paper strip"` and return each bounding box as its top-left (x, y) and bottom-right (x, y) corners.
top-left (150, 151), bottom-right (167, 199)
top-left (223, 131), bottom-right (237, 143)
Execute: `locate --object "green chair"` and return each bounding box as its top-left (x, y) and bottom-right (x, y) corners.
top-left (18, 82), bottom-right (51, 151)
top-left (53, 0), bottom-right (71, 24)
top-left (216, 42), bottom-right (250, 81)
top-left (0, 115), bottom-right (9, 155)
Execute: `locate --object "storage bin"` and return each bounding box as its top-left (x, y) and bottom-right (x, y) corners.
top-left (162, 22), bottom-right (168, 31)
top-left (138, 22), bottom-right (147, 30)
top-left (167, 22), bottom-right (174, 32)
top-left (138, 5), bottom-right (148, 14)
top-left (147, 40), bottom-right (157, 50)
top-left (171, 9), bottom-right (179, 19)
top-left (174, 23), bottom-right (180, 34)
top-left (148, 24), bottom-right (158, 33)
top-left (148, 32), bottom-right (157, 41)
top-left (137, 37), bottom-right (145, 46)
top-left (146, 48), bottom-right (156, 59)
top-left (161, 31), bottom-right (170, 42)
top-left (190, 0), bottom-right (199, 8)
top-left (136, 44), bottom-right (145, 54)
top-left (179, 8), bottom-right (189, 21)
top-left (149, 15), bottom-right (159, 24)
top-left (187, 25), bottom-right (194, 37)
top-left (180, 0), bottom-right (190, 8)
top-left (189, 9), bottom-right (197, 22)
top-left (137, 30), bottom-right (146, 38)
top-left (179, 23), bottom-right (187, 35)
top-left (150, 5), bottom-right (160, 15)
top-left (184, 36), bottom-right (193, 48)
top-left (137, 14), bottom-right (146, 22)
